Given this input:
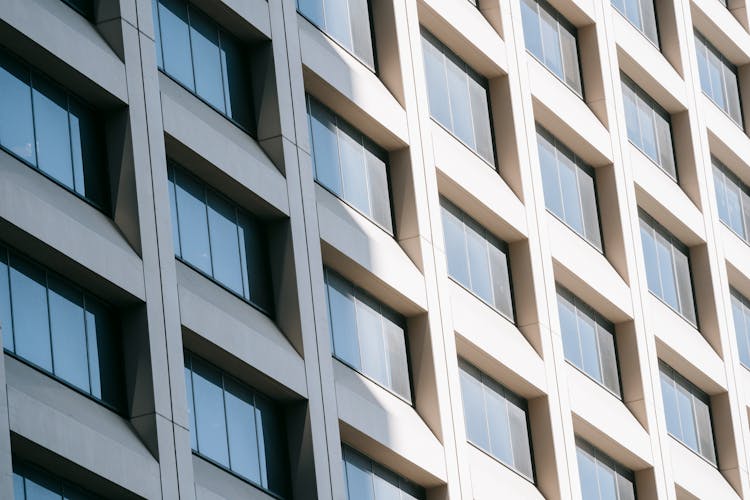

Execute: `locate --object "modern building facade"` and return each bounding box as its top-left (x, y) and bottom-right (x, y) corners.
top-left (2, 0), bottom-right (750, 498)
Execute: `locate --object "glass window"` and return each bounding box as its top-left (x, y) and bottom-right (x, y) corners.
top-left (324, 269), bottom-right (412, 402)
top-left (537, 127), bottom-right (602, 249)
top-left (731, 289), bottom-right (750, 369)
top-left (153, 0), bottom-right (255, 132)
top-left (306, 96), bottom-right (394, 233)
top-left (576, 440), bottom-right (636, 500)
top-left (183, 351), bottom-right (289, 496)
top-left (659, 362), bottom-right (717, 464)
top-left (13, 459), bottom-right (100, 499)
top-left (0, 49), bottom-right (109, 209)
top-left (611, 0), bottom-right (658, 46)
top-left (342, 446), bottom-right (425, 500)
top-left (60, 0), bottom-right (95, 18)
top-left (621, 74), bottom-right (676, 179)
top-left (440, 198), bottom-right (514, 320)
top-left (713, 157), bottom-right (750, 242)
top-left (639, 212), bottom-right (697, 324)
top-left (458, 360), bottom-right (534, 479)
top-left (521, 0), bottom-right (583, 96)
top-left (695, 32), bottom-right (743, 127)
top-left (296, 0), bottom-right (375, 69)
top-left (0, 245), bottom-right (122, 409)
top-left (421, 30), bottom-right (495, 165)
top-left (168, 163), bottom-right (274, 314)
top-left (557, 287), bottom-right (621, 395)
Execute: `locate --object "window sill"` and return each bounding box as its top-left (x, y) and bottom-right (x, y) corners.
top-left (429, 118), bottom-right (498, 171)
top-left (525, 50), bottom-right (584, 101)
top-left (647, 290), bottom-right (699, 330)
top-left (447, 276), bottom-right (516, 326)
top-left (175, 257), bottom-right (274, 318)
top-left (157, 69), bottom-right (256, 139)
top-left (466, 440), bottom-right (536, 485)
top-left (192, 452), bottom-right (286, 500)
top-left (667, 433), bottom-right (718, 469)
top-left (545, 208), bottom-right (604, 255)
top-left (332, 355), bottom-right (414, 406)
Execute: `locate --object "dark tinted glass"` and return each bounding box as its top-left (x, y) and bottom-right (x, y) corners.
top-left (13, 459), bottom-right (100, 500)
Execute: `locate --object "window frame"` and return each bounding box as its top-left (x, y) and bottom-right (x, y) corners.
top-left (152, 0), bottom-right (257, 136)
top-left (0, 244), bottom-right (125, 414)
top-left (183, 350), bottom-right (290, 498)
top-left (323, 268), bottom-right (415, 404)
top-left (13, 457), bottom-right (101, 499)
top-left (659, 361), bottom-right (718, 466)
top-left (0, 47), bottom-right (111, 214)
top-left (557, 286), bottom-right (623, 398)
top-left (712, 157), bottom-right (750, 243)
top-left (731, 288), bottom-right (750, 370)
top-left (575, 438), bottom-right (637, 500)
top-left (695, 31), bottom-right (744, 129)
top-left (306, 94), bottom-right (396, 236)
top-left (621, 73), bottom-right (678, 181)
top-left (420, 29), bottom-right (498, 167)
top-left (611, 0), bottom-right (660, 49)
top-left (167, 163), bottom-right (275, 317)
top-left (536, 126), bottom-right (604, 251)
top-left (341, 444), bottom-right (426, 500)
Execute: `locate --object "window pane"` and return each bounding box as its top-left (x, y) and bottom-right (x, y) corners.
top-left (595, 459), bottom-right (618, 500)
top-left (207, 192), bottom-right (243, 295)
top-left (445, 53), bottom-right (475, 149)
top-left (723, 64), bottom-right (741, 125)
top-left (696, 43), bottom-right (711, 94)
top-left (559, 27), bottom-right (581, 93)
top-left (484, 382), bottom-right (513, 464)
top-left (85, 299), bottom-right (119, 406)
top-left (577, 166), bottom-right (601, 248)
top-left (0, 51), bottom-right (35, 164)
top-left (732, 295), bottom-right (750, 366)
top-left (422, 35), bottom-right (452, 129)
top-left (153, 0), bottom-right (163, 67)
top-left (539, 131), bottom-right (564, 216)
top-left (558, 292), bottom-right (582, 367)
top-left (191, 357), bottom-right (229, 467)
top-left (325, 0), bottom-right (353, 51)
top-left (338, 123), bottom-right (370, 215)
top-left (468, 77), bottom-right (494, 163)
top-left (0, 249), bottom-right (13, 351)
top-left (465, 222), bottom-right (493, 304)
top-left (707, 52), bottom-right (726, 110)
top-left (348, 0), bottom-right (374, 67)
top-left (622, 83), bottom-right (640, 146)
top-left (442, 203), bottom-right (470, 286)
top-left (507, 398), bottom-right (533, 478)
top-left (189, 7), bottom-right (225, 112)
top-left (224, 378), bottom-right (261, 484)
top-left (673, 248), bottom-right (695, 324)
top-left (636, 97), bottom-right (658, 162)
top-left (13, 472), bottom-right (23, 500)
top-left (559, 153), bottom-right (584, 234)
top-left (617, 471), bottom-right (637, 500)
top-left (298, 0), bottom-right (325, 27)
top-left (220, 37), bottom-right (253, 130)
top-left (488, 241), bottom-right (513, 318)
top-left (383, 313), bottom-right (410, 400)
top-left (10, 256), bottom-right (52, 371)
top-left (23, 467), bottom-right (62, 500)
top-left (48, 276), bottom-right (89, 393)
top-left (640, 220), bottom-right (661, 295)
top-left (539, 7), bottom-right (563, 76)
top-left (676, 383), bottom-right (698, 450)
top-left (167, 168), bottom-right (181, 257)
top-left (577, 446), bottom-right (599, 500)
top-left (693, 396), bottom-right (716, 464)
top-left (654, 112), bottom-right (675, 178)
top-left (174, 171), bottom-right (212, 274)
top-left (309, 98), bottom-right (343, 195)
top-left (184, 360), bottom-right (197, 450)
top-left (640, 0), bottom-right (658, 45)
top-left (655, 232), bottom-right (678, 309)
top-left (577, 310), bottom-right (602, 382)
top-left (364, 146), bottom-right (392, 232)
top-left (255, 396), bottom-right (287, 493)
top-left (597, 323), bottom-right (620, 395)
top-left (660, 370), bottom-right (681, 438)
top-left (344, 448), bottom-right (375, 500)
top-left (327, 272), bottom-right (360, 369)
top-left (33, 78), bottom-right (74, 190)
top-left (372, 466), bottom-right (401, 500)
top-left (237, 212), bottom-right (272, 312)
top-left (724, 179), bottom-right (744, 235)
top-left (158, 0), bottom-right (195, 88)
top-left (521, 0), bottom-right (543, 58)
top-left (459, 364), bottom-right (490, 450)
top-left (68, 99), bottom-right (106, 205)
top-left (356, 294), bottom-right (389, 387)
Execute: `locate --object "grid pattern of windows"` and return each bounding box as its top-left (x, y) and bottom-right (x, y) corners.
top-left (306, 95), bottom-right (393, 233)
top-left (537, 127), bottom-right (602, 249)
top-left (342, 446), bottom-right (425, 500)
top-left (611, 0), bottom-right (658, 46)
top-left (695, 32), bottom-right (742, 127)
top-left (659, 362), bottom-right (717, 464)
top-left (324, 269), bottom-right (411, 401)
top-left (639, 212), bottom-right (696, 324)
top-left (0, 49), bottom-right (109, 209)
top-left (183, 351), bottom-right (289, 496)
top-left (459, 360), bottom-right (534, 479)
top-left (421, 30), bottom-right (495, 165)
top-left (152, 0), bottom-right (254, 131)
top-left (520, 0), bottom-right (582, 95)
top-left (557, 288), bottom-right (621, 396)
top-left (621, 74), bottom-right (676, 179)
top-left (576, 440), bottom-right (636, 500)
top-left (167, 164), bottom-right (273, 314)
top-left (13, 459), bottom-right (99, 500)
top-left (731, 289), bottom-right (750, 368)
top-left (297, 0), bottom-right (375, 69)
top-left (0, 245), bottom-right (122, 410)
top-left (440, 198), bottom-right (514, 320)
top-left (713, 158), bottom-right (750, 241)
